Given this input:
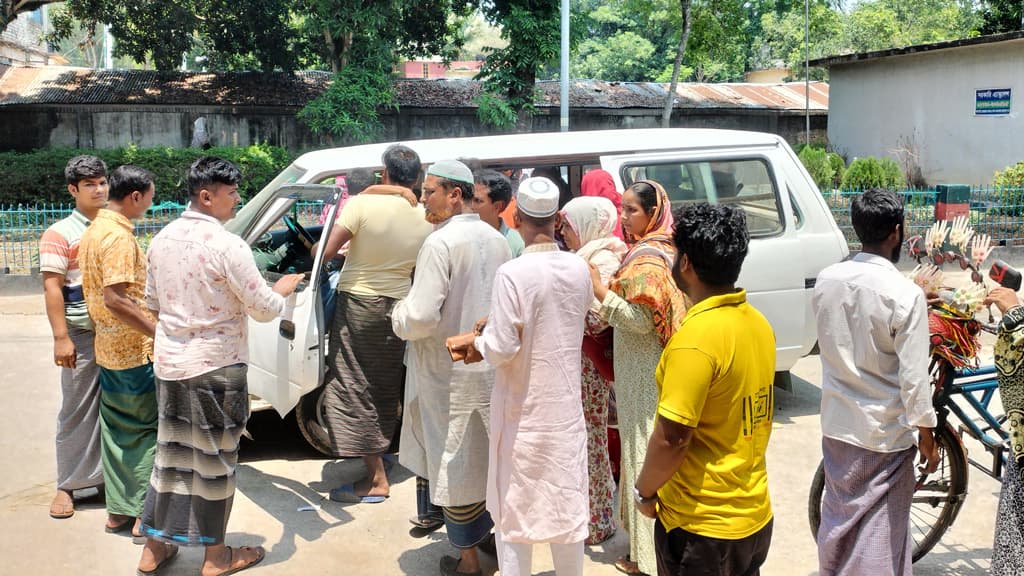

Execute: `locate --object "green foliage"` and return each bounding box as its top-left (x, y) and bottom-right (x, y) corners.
top-left (477, 1), bottom-right (563, 128)
top-left (473, 91), bottom-right (520, 129)
top-left (0, 144), bottom-right (293, 205)
top-left (993, 162), bottom-right (1024, 188)
top-left (981, 0), bottom-right (1023, 34)
top-left (828, 152), bottom-right (846, 188)
top-left (573, 31), bottom-right (657, 81)
top-left (841, 157), bottom-right (905, 190)
top-left (299, 63), bottom-right (397, 144)
top-left (798, 146), bottom-right (834, 191)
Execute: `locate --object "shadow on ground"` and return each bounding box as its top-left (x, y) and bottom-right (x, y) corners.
top-left (774, 373), bottom-right (822, 425)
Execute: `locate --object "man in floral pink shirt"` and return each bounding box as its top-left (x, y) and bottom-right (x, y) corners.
top-left (137, 157), bottom-right (302, 576)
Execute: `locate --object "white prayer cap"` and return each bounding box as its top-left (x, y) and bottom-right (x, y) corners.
top-left (426, 159), bottom-right (474, 185)
top-left (516, 177), bottom-right (559, 218)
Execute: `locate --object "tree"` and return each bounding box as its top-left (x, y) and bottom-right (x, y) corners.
top-left (1, 0), bottom-right (58, 31)
top-left (661, 0), bottom-right (692, 127)
top-left (573, 31), bottom-right (657, 81)
top-left (476, 0), bottom-right (564, 130)
top-left (980, 0), bottom-right (1022, 33)
top-left (755, 1), bottom-right (844, 78)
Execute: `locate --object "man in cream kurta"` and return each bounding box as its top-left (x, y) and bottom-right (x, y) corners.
top-left (471, 177), bottom-right (592, 576)
top-left (393, 160), bottom-right (511, 576)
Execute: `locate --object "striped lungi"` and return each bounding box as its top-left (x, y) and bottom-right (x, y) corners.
top-left (417, 477), bottom-right (494, 549)
top-left (323, 291), bottom-right (406, 456)
top-left (140, 363), bottom-right (249, 545)
top-left (99, 363), bottom-right (158, 517)
top-left (818, 437), bottom-right (915, 576)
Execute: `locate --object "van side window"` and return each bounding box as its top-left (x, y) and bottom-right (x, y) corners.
top-left (621, 159), bottom-right (783, 237)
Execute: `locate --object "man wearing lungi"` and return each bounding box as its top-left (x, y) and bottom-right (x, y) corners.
top-left (813, 188), bottom-right (940, 576)
top-left (319, 144), bottom-right (433, 503)
top-left (79, 165), bottom-right (158, 539)
top-left (138, 157), bottom-right (303, 575)
top-left (40, 155), bottom-right (108, 519)
top-left (392, 160), bottom-right (511, 576)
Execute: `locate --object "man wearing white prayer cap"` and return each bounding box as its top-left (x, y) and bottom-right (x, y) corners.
top-left (453, 174), bottom-right (592, 576)
top-left (393, 158), bottom-right (512, 576)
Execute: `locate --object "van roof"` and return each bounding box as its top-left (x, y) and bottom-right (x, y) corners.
top-left (294, 128), bottom-right (782, 172)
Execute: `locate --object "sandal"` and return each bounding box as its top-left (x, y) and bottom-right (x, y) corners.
top-left (136, 543), bottom-right (178, 576)
top-left (614, 555), bottom-right (646, 575)
top-left (49, 491), bottom-right (74, 519)
top-left (205, 545), bottom-right (266, 576)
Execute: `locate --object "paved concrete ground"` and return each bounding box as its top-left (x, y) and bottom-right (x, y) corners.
top-left (0, 292), bottom-right (1001, 576)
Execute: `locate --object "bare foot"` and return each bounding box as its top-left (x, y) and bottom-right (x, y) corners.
top-left (351, 476), bottom-right (390, 498)
top-left (202, 544), bottom-right (266, 576)
top-left (137, 540), bottom-right (178, 574)
top-left (49, 489), bottom-right (74, 519)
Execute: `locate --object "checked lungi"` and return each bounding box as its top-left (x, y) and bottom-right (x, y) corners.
top-left (140, 363), bottom-right (249, 545)
top-left (817, 437), bottom-right (915, 576)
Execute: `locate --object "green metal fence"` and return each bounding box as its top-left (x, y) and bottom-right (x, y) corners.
top-left (3, 188), bottom-right (1024, 275)
top-left (824, 187), bottom-right (1024, 250)
top-left (0, 200), bottom-right (326, 275)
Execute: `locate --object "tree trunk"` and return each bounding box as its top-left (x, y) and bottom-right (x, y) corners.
top-left (661, 0), bottom-right (693, 128)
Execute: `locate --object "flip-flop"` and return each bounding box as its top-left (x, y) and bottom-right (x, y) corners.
top-left (208, 545), bottom-right (265, 576)
top-left (105, 518), bottom-right (133, 534)
top-left (329, 484), bottom-right (388, 504)
top-left (136, 544), bottom-right (178, 576)
top-left (48, 494), bottom-right (74, 519)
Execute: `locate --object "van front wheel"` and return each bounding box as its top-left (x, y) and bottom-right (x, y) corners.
top-left (295, 386), bottom-right (338, 457)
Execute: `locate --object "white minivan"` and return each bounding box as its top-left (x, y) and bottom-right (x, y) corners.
top-left (226, 128), bottom-right (849, 454)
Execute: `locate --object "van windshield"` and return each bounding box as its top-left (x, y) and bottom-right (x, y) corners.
top-left (621, 158), bottom-right (783, 237)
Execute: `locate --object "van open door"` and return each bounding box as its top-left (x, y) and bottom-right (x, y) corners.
top-left (237, 184), bottom-right (341, 417)
top-left (600, 148), bottom-right (808, 373)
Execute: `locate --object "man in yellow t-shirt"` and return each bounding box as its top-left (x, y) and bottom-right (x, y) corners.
top-left (633, 203), bottom-right (776, 576)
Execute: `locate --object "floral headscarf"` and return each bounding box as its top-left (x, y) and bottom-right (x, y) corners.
top-left (561, 196), bottom-right (627, 264)
top-left (581, 169), bottom-right (623, 240)
top-left (609, 180), bottom-right (688, 346)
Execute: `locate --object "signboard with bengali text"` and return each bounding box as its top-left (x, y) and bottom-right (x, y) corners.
top-left (975, 88), bottom-right (1011, 116)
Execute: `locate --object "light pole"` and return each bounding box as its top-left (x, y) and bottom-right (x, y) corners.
top-left (560, 0), bottom-right (570, 132)
top-left (804, 0), bottom-right (810, 145)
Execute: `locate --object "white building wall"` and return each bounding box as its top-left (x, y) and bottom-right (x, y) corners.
top-left (828, 39), bottom-right (1024, 185)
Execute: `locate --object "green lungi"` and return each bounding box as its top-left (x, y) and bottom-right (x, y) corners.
top-left (99, 363), bottom-right (158, 517)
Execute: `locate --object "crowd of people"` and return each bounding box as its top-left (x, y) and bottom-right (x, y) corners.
top-left (39, 147), bottom-right (1024, 576)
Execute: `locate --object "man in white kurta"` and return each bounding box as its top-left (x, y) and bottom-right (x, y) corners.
top-left (472, 177), bottom-right (592, 576)
top-left (392, 160), bottom-right (511, 576)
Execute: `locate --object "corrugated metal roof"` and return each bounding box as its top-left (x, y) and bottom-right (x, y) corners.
top-left (0, 66), bottom-right (827, 111)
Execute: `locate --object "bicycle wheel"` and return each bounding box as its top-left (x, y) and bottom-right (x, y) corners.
top-left (806, 424), bottom-right (968, 563)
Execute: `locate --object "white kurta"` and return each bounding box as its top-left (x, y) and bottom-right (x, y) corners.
top-left (475, 243), bottom-right (592, 544)
top-left (392, 213), bottom-right (511, 507)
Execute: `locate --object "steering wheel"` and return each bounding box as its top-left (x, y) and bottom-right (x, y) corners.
top-left (284, 215), bottom-right (316, 252)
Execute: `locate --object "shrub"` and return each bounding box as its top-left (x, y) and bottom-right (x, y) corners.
top-left (0, 144), bottom-right (294, 205)
top-left (798, 146), bottom-right (834, 191)
top-left (840, 156), bottom-right (905, 190)
top-left (993, 162), bottom-right (1024, 188)
top-left (827, 152), bottom-right (846, 188)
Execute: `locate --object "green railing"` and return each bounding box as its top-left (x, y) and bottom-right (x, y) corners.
top-left (823, 187), bottom-right (1024, 250)
top-left (0, 200), bottom-right (326, 275)
top-left (3, 188), bottom-right (1024, 275)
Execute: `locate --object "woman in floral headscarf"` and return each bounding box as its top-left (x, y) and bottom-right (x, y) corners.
top-left (561, 196), bottom-right (628, 545)
top-left (590, 180), bottom-right (687, 575)
top-left (986, 286), bottom-right (1024, 575)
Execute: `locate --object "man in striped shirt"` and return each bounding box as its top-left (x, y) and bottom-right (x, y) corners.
top-left (39, 155), bottom-right (108, 519)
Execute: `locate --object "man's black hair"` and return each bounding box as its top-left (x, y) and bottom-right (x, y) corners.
top-left (108, 165), bottom-right (155, 202)
top-left (382, 144), bottom-right (421, 187)
top-left (187, 156), bottom-right (242, 198)
top-left (672, 203), bottom-right (750, 286)
top-left (851, 188), bottom-right (904, 246)
top-left (438, 178), bottom-right (475, 202)
top-left (474, 169), bottom-right (513, 205)
top-left (346, 168), bottom-right (376, 195)
top-left (65, 155), bottom-right (107, 185)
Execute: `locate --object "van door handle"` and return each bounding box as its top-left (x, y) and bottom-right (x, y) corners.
top-left (279, 319), bottom-right (296, 340)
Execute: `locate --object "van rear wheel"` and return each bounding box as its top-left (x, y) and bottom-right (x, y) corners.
top-left (295, 386), bottom-right (337, 457)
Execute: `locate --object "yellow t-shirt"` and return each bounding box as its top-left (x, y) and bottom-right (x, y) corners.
top-left (654, 289), bottom-right (776, 539)
top-left (335, 194), bottom-right (433, 299)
